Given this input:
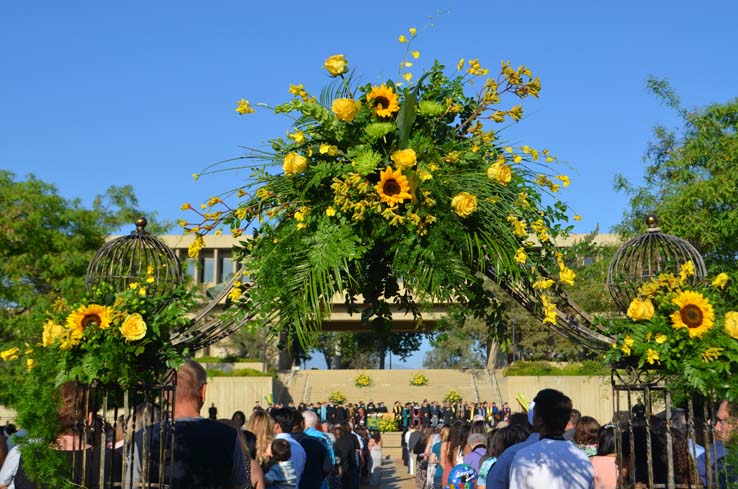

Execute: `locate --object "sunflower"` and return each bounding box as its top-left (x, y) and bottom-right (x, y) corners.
top-left (367, 85), bottom-right (400, 118)
top-left (66, 304), bottom-right (113, 333)
top-left (376, 167), bottom-right (412, 205)
top-left (670, 290), bottom-right (715, 338)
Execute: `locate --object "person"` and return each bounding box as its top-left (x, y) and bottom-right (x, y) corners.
top-left (563, 408), bottom-right (582, 441)
top-left (463, 433), bottom-right (487, 472)
top-left (233, 410), bottom-right (247, 430)
top-left (367, 431), bottom-right (382, 486)
top-left (302, 410), bottom-right (335, 489)
top-left (289, 410), bottom-right (330, 489)
top-left (509, 388), bottom-right (594, 489)
top-left (478, 424), bottom-right (530, 489)
top-left (589, 424), bottom-right (616, 489)
top-left (405, 425), bottom-right (419, 475)
top-left (220, 418), bottom-right (264, 489)
top-left (265, 438), bottom-right (297, 489)
top-left (698, 400), bottom-right (736, 488)
top-left (333, 425), bottom-right (359, 489)
top-left (209, 402), bottom-right (219, 420)
top-left (271, 408), bottom-right (306, 488)
top-left (430, 425), bottom-right (449, 489)
top-left (573, 416), bottom-right (600, 457)
top-left (133, 359), bottom-right (248, 489)
top-left (248, 409), bottom-right (276, 469)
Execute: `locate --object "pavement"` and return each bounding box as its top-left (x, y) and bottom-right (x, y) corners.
top-left (361, 456), bottom-right (417, 489)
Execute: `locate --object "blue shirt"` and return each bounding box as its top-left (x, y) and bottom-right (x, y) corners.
top-left (485, 433), bottom-right (540, 489)
top-left (276, 433), bottom-right (307, 487)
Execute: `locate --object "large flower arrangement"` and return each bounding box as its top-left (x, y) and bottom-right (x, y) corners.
top-left (355, 372), bottom-right (373, 388)
top-left (410, 373), bottom-right (429, 386)
top-left (444, 389), bottom-right (462, 404)
top-left (184, 30), bottom-right (578, 345)
top-left (2, 274), bottom-right (197, 387)
top-left (328, 390), bottom-right (347, 404)
top-left (602, 262), bottom-right (738, 400)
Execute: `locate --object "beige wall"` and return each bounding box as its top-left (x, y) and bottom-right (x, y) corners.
top-left (202, 376), bottom-right (273, 419)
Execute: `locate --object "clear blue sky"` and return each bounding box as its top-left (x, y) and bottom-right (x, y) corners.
top-left (3, 1), bottom-right (737, 368)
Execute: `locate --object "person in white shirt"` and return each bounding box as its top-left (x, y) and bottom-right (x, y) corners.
top-left (509, 389), bottom-right (594, 489)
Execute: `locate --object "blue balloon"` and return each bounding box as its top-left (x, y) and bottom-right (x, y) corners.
top-left (448, 463), bottom-right (478, 487)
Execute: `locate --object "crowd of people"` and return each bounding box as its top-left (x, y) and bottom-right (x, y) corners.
top-left (0, 360), bottom-right (733, 489)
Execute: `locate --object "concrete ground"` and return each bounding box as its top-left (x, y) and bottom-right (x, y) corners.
top-left (361, 455), bottom-right (417, 489)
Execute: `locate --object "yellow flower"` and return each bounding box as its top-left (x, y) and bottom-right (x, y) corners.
top-left (514, 247), bottom-right (527, 265)
top-left (532, 278), bottom-right (554, 290)
top-left (391, 148), bottom-right (417, 169)
top-left (655, 334), bottom-right (667, 344)
top-left (701, 347), bottom-right (723, 363)
top-left (0, 347), bottom-right (19, 361)
top-left (627, 298), bottom-right (655, 322)
top-left (411, 50), bottom-right (420, 59)
top-left (573, 215), bottom-right (582, 221)
top-left (323, 54), bottom-right (348, 77)
top-left (326, 206), bottom-right (337, 217)
top-left (228, 285), bottom-right (243, 302)
top-left (409, 27), bottom-right (417, 36)
top-left (376, 167), bottom-right (412, 205)
top-left (417, 169), bottom-right (432, 181)
top-left (331, 98), bottom-right (361, 122)
top-left (59, 327), bottom-right (83, 350)
top-left (288, 130), bottom-right (306, 143)
top-left (508, 105), bottom-right (523, 121)
top-left (26, 358), bottom-right (35, 371)
top-left (541, 295), bottom-right (557, 325)
top-left (283, 152), bottom-right (308, 175)
top-left (671, 290), bottom-right (715, 338)
top-left (42, 320), bottom-right (65, 347)
top-left (724, 311), bottom-right (738, 339)
top-left (712, 272), bottom-right (729, 289)
top-left (138, 286), bottom-right (146, 297)
top-left (235, 98), bottom-right (255, 115)
top-left (559, 267), bottom-right (576, 286)
top-left (451, 192), bottom-right (478, 218)
top-left (188, 234), bottom-right (205, 258)
top-left (487, 162), bottom-right (512, 185)
top-left (556, 175), bottom-right (570, 187)
top-left (67, 304), bottom-right (113, 333)
top-left (398, 35), bottom-right (407, 43)
top-left (319, 144), bottom-right (338, 156)
top-left (679, 260), bottom-right (695, 284)
top-left (367, 85), bottom-right (400, 118)
top-left (621, 335), bottom-right (635, 355)
top-left (119, 313), bottom-right (147, 342)
top-left (646, 348), bottom-right (660, 365)
top-left (402, 72), bottom-right (413, 82)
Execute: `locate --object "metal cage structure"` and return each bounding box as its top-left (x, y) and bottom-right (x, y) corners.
top-left (607, 216), bottom-right (706, 314)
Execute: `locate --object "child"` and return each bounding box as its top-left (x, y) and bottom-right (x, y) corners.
top-left (264, 438), bottom-right (297, 489)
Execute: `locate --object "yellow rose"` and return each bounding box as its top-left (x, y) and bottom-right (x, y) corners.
top-left (283, 152), bottom-right (308, 175)
top-left (712, 272), bottom-right (729, 289)
top-left (0, 347), bottom-right (19, 361)
top-left (627, 298), bottom-right (655, 321)
top-left (390, 148), bottom-right (417, 169)
top-left (42, 320), bottom-right (65, 347)
top-left (323, 54), bottom-right (348, 77)
top-left (331, 98), bottom-right (360, 122)
top-left (487, 162), bottom-right (512, 185)
top-left (451, 192), bottom-right (477, 218)
top-left (119, 313), bottom-right (147, 342)
top-left (725, 311), bottom-right (738, 339)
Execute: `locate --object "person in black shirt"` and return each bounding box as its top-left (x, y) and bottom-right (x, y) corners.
top-left (333, 425), bottom-right (359, 489)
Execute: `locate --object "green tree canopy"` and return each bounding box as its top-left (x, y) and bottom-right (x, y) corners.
top-left (615, 78), bottom-right (738, 269)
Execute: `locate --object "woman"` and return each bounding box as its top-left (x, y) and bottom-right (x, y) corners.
top-left (414, 426), bottom-right (433, 489)
top-left (477, 424), bottom-right (529, 489)
top-left (218, 419), bottom-right (263, 489)
top-left (590, 424), bottom-right (617, 489)
top-left (431, 426), bottom-right (450, 489)
top-left (573, 416), bottom-right (601, 457)
top-left (246, 409), bottom-right (275, 470)
top-left (367, 431), bottom-right (382, 486)
top-left (443, 422), bottom-right (470, 487)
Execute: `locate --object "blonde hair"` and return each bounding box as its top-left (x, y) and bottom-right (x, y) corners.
top-left (246, 410), bottom-right (274, 466)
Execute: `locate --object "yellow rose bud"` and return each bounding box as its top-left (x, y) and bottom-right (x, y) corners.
top-left (283, 152), bottom-right (308, 175)
top-left (724, 311), bottom-right (738, 339)
top-left (627, 298), bottom-right (655, 322)
top-left (451, 192), bottom-right (478, 218)
top-left (390, 148), bottom-right (417, 169)
top-left (487, 162), bottom-right (512, 185)
top-left (0, 347), bottom-right (19, 361)
top-left (323, 54), bottom-right (348, 77)
top-left (119, 313), bottom-right (147, 342)
top-left (331, 98), bottom-right (361, 122)
top-left (712, 272), bottom-right (729, 289)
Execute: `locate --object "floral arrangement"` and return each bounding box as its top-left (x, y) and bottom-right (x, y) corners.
top-left (409, 373), bottom-right (429, 386)
top-left (183, 29), bottom-right (579, 346)
top-left (602, 261), bottom-right (738, 400)
top-left (328, 390), bottom-right (347, 404)
top-left (377, 416), bottom-right (398, 432)
top-left (444, 389), bottom-right (463, 404)
top-left (2, 273), bottom-right (197, 387)
top-left (355, 372), bottom-right (373, 388)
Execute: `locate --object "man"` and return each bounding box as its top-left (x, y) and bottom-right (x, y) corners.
top-left (441, 401), bottom-right (454, 425)
top-left (406, 425), bottom-right (421, 476)
top-left (698, 400), bottom-right (736, 488)
top-left (208, 402), bottom-right (218, 420)
top-left (272, 407), bottom-right (307, 487)
top-left (509, 389), bottom-right (594, 489)
top-left (319, 402), bottom-right (328, 423)
top-left (563, 408), bottom-right (581, 441)
top-left (303, 410), bottom-right (336, 489)
top-left (290, 409), bottom-right (330, 489)
top-left (502, 402), bottom-right (511, 421)
top-left (134, 359), bottom-right (248, 489)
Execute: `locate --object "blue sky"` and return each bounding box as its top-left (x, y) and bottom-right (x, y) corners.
top-left (3, 1), bottom-right (737, 368)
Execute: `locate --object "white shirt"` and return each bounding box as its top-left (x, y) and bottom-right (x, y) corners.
top-left (0, 445), bottom-right (20, 489)
top-left (275, 433), bottom-right (306, 487)
top-left (510, 438), bottom-right (594, 489)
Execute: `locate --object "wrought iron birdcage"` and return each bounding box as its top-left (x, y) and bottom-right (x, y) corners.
top-left (86, 217), bottom-right (183, 299)
top-left (607, 216), bottom-right (706, 314)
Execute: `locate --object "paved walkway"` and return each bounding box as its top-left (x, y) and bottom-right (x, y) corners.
top-left (362, 456), bottom-right (416, 489)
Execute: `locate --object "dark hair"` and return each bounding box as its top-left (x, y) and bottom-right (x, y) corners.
top-left (533, 389), bottom-right (572, 433)
top-left (596, 425), bottom-right (616, 456)
top-left (507, 412), bottom-right (531, 430)
top-left (470, 420), bottom-right (487, 435)
top-left (446, 422), bottom-right (471, 465)
top-left (232, 410), bottom-right (246, 428)
top-left (271, 438), bottom-right (291, 463)
top-left (569, 409), bottom-right (582, 426)
top-left (488, 424), bottom-right (530, 458)
top-left (573, 416), bottom-right (600, 445)
top-left (271, 407), bottom-right (298, 434)
top-left (243, 429), bottom-right (258, 459)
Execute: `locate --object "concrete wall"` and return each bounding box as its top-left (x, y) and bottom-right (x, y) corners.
top-left (202, 376), bottom-right (273, 419)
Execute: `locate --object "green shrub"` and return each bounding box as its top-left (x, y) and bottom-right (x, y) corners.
top-left (503, 361), bottom-right (610, 376)
top-left (205, 368), bottom-right (273, 377)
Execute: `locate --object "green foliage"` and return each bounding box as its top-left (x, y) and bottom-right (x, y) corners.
top-left (503, 360), bottom-right (610, 376)
top-left (328, 390), bottom-right (347, 404)
top-left (443, 390), bottom-right (462, 403)
top-left (205, 368), bottom-right (273, 377)
top-left (377, 416), bottom-right (398, 432)
top-left (196, 355), bottom-right (263, 363)
top-left (615, 79), bottom-right (738, 270)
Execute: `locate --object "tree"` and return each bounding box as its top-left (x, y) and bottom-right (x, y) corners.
top-left (615, 78), bottom-right (738, 269)
top-left (310, 331), bottom-right (423, 369)
top-left (0, 172), bottom-right (163, 403)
